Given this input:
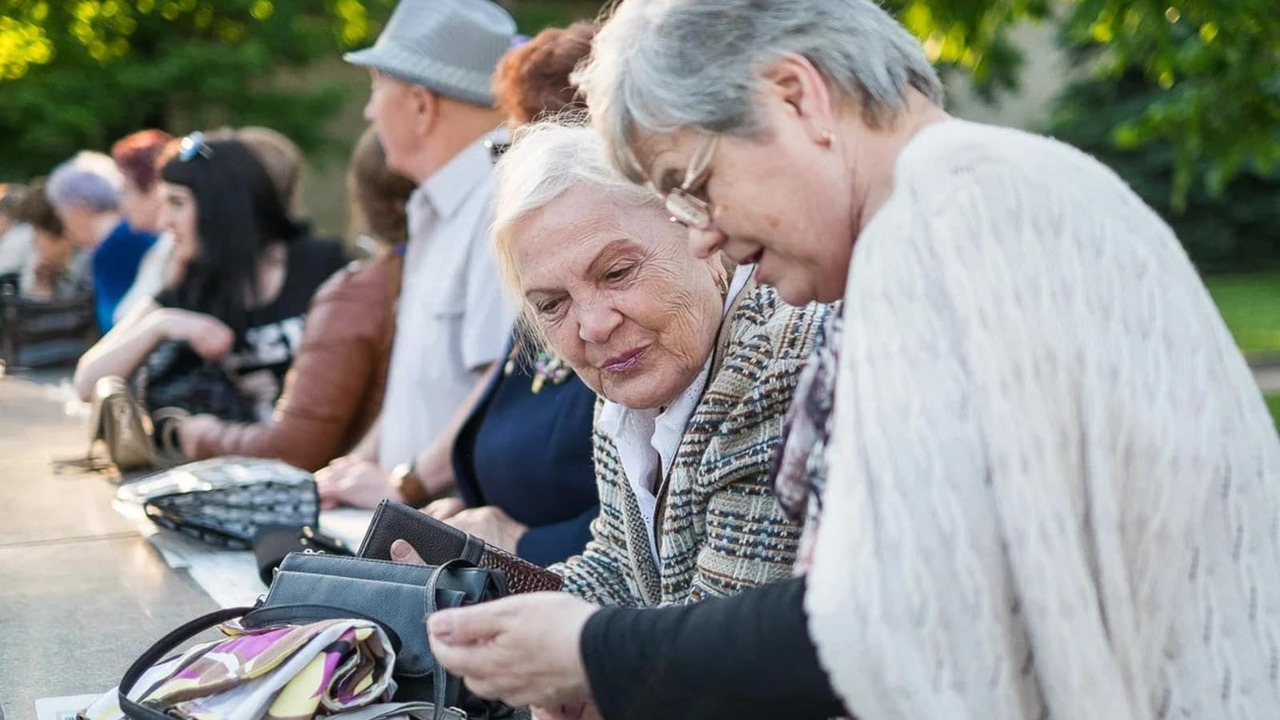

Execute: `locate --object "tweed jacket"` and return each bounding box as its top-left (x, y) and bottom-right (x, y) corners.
top-left (551, 283), bottom-right (830, 607)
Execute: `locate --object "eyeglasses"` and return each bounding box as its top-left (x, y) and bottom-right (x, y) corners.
top-left (177, 131), bottom-right (213, 162)
top-left (663, 134), bottom-right (719, 229)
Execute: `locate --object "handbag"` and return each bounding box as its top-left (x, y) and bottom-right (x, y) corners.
top-left (359, 499), bottom-right (564, 594)
top-left (116, 457), bottom-right (319, 550)
top-left (135, 339), bottom-right (257, 422)
top-left (106, 554), bottom-right (512, 720)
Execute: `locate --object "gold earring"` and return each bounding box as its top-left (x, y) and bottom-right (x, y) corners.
top-left (715, 272), bottom-right (729, 297)
top-left (819, 130), bottom-right (834, 147)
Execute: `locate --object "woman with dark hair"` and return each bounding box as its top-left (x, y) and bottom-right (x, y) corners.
top-left (73, 135), bottom-right (346, 421)
top-left (172, 128), bottom-right (414, 471)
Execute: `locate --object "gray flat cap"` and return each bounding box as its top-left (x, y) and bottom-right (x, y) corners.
top-left (344, 0), bottom-right (516, 107)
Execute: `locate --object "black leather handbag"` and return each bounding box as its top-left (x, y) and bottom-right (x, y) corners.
top-left (117, 554), bottom-right (516, 720)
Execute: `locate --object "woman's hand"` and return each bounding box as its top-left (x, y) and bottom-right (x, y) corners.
top-left (315, 455), bottom-right (397, 509)
top-left (427, 592), bottom-right (600, 708)
top-left (531, 702), bottom-right (603, 720)
top-left (422, 496), bottom-right (466, 520)
top-left (447, 506), bottom-right (528, 553)
top-left (176, 414), bottom-right (221, 457)
top-left (154, 308), bottom-right (234, 360)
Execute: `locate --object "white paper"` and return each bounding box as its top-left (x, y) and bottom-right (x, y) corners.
top-left (34, 693), bottom-right (103, 720)
top-left (112, 499), bottom-right (376, 609)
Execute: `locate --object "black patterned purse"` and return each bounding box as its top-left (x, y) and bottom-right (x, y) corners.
top-left (116, 457), bottom-right (319, 550)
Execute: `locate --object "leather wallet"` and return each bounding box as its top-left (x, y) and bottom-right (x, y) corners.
top-left (358, 500), bottom-right (564, 594)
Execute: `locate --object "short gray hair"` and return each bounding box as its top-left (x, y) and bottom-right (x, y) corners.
top-left (492, 118), bottom-right (661, 302)
top-left (576, 0), bottom-right (943, 183)
top-left (46, 151), bottom-right (123, 212)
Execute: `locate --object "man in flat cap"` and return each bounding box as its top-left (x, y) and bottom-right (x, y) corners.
top-left (318, 0), bottom-right (517, 509)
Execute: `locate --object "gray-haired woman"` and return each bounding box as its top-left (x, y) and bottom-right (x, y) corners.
top-left (424, 0), bottom-right (1280, 719)
top-left (397, 120), bottom-right (830, 603)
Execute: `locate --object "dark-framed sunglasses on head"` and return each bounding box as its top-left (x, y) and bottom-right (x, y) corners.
top-left (177, 131), bottom-right (213, 162)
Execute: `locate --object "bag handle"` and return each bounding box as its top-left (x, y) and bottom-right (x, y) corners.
top-left (242, 603), bottom-right (404, 654)
top-left (118, 606), bottom-right (253, 720)
top-left (425, 559), bottom-right (473, 720)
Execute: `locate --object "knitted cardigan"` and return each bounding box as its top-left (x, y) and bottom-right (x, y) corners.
top-left (552, 283), bottom-right (829, 607)
top-left (807, 119), bottom-right (1280, 719)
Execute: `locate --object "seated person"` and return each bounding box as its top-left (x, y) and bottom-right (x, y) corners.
top-left (0, 183), bottom-right (34, 279)
top-left (319, 21), bottom-right (602, 567)
top-left (396, 122), bottom-right (831, 605)
top-left (72, 135), bottom-right (346, 420)
top-left (46, 152), bottom-right (156, 332)
top-left (173, 128), bottom-right (414, 471)
top-left (16, 179), bottom-right (90, 301)
top-left (111, 129), bottom-right (175, 323)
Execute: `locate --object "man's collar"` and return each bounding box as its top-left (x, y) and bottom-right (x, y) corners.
top-left (421, 127), bottom-right (508, 220)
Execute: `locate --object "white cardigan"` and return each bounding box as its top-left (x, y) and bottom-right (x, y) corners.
top-left (807, 120), bottom-right (1280, 719)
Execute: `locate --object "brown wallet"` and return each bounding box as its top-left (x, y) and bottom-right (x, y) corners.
top-left (357, 499), bottom-right (564, 594)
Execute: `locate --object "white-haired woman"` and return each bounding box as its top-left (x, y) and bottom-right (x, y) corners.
top-left (397, 121), bottom-right (829, 606)
top-left (424, 1), bottom-right (1280, 718)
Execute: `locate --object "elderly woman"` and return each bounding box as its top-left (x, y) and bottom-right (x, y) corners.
top-left (399, 120), bottom-right (828, 605)
top-left (425, 0), bottom-right (1280, 718)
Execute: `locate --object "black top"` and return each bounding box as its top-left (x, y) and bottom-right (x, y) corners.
top-left (451, 330), bottom-right (599, 566)
top-left (581, 576), bottom-right (847, 720)
top-left (156, 236), bottom-right (346, 417)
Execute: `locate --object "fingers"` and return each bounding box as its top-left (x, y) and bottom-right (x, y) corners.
top-left (389, 539), bottom-right (426, 565)
top-left (428, 601), bottom-right (509, 648)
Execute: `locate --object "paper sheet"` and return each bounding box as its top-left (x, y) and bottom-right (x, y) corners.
top-left (112, 499), bottom-right (375, 608)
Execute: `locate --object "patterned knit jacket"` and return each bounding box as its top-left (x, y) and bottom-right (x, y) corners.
top-left (551, 283), bottom-right (830, 607)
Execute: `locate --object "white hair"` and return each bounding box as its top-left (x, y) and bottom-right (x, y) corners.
top-left (491, 118), bottom-right (661, 304)
top-left (576, 0), bottom-right (944, 183)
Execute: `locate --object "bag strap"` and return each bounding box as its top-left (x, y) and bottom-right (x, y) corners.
top-left (118, 606), bottom-right (253, 720)
top-left (425, 559), bottom-right (472, 720)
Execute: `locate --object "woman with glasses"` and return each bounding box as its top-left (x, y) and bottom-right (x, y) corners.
top-left (74, 135), bottom-right (346, 425)
top-left (423, 0), bottom-right (1280, 718)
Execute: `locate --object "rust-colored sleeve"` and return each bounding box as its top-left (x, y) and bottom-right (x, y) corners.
top-left (186, 259), bottom-right (393, 471)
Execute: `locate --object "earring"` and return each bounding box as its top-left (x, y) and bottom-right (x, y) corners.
top-left (715, 272), bottom-right (729, 297)
top-left (818, 130), bottom-right (834, 147)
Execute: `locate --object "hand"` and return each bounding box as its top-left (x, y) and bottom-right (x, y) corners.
top-left (315, 455), bottom-right (398, 510)
top-left (155, 308), bottom-right (234, 361)
top-left (532, 702), bottom-right (603, 720)
top-left (446, 506), bottom-right (528, 553)
top-left (427, 592), bottom-right (600, 708)
top-left (175, 414), bottom-right (222, 457)
top-left (423, 496), bottom-right (466, 520)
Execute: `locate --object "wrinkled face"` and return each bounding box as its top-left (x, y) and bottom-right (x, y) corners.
top-left (513, 184), bottom-right (727, 410)
top-left (363, 71), bottom-right (424, 180)
top-left (119, 177), bottom-right (165, 233)
top-left (642, 107), bottom-right (857, 305)
top-left (159, 183), bottom-right (198, 267)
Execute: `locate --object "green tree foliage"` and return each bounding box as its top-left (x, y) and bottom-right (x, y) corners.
top-left (1049, 70), bottom-right (1280, 272)
top-left (0, 0), bottom-right (396, 179)
top-left (877, 0), bottom-right (1279, 207)
top-left (2, 0), bottom-right (1275, 205)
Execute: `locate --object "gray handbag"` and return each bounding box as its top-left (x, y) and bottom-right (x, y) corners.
top-left (118, 553), bottom-right (513, 720)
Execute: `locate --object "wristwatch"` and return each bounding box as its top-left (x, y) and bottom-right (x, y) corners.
top-left (390, 460), bottom-right (430, 508)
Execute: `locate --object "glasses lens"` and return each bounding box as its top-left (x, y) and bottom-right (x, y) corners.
top-left (666, 192), bottom-right (709, 229)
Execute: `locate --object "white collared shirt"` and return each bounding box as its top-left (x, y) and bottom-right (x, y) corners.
top-left (378, 129), bottom-right (514, 467)
top-left (597, 265), bottom-right (754, 565)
